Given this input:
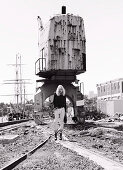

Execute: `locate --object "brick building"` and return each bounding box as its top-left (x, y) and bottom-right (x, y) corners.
top-left (96, 78), bottom-right (123, 116)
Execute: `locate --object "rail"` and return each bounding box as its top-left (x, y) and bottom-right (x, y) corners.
top-left (0, 119), bottom-right (30, 127)
top-left (0, 135), bottom-right (51, 170)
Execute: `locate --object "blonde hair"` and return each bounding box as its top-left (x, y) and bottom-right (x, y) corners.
top-left (56, 85), bottom-right (65, 96)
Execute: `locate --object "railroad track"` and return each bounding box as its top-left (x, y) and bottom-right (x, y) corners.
top-left (0, 120), bottom-right (33, 134)
top-left (1, 119), bottom-right (123, 170)
top-left (0, 120), bottom-right (53, 170)
top-left (0, 119), bottom-right (31, 128)
top-left (2, 130), bottom-right (123, 170)
top-left (0, 125), bottom-right (24, 133)
top-left (0, 135), bottom-right (51, 170)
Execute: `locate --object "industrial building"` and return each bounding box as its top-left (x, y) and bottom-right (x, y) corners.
top-left (96, 78), bottom-right (123, 116)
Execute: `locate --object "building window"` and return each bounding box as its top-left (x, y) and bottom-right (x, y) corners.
top-left (107, 84), bottom-right (110, 93)
top-left (111, 83), bottom-right (113, 90)
top-left (118, 82), bottom-right (120, 89)
top-left (104, 86), bottom-right (105, 92)
top-left (101, 86), bottom-right (102, 93)
top-left (114, 83), bottom-right (116, 90)
top-left (97, 87), bottom-right (100, 96)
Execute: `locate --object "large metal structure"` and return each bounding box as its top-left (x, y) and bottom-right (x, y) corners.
top-left (34, 6), bottom-right (86, 123)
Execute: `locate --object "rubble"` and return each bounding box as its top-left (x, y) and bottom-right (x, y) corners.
top-left (1, 119), bottom-right (123, 169)
top-left (65, 121), bottom-right (123, 164)
top-left (0, 122), bottom-right (47, 169)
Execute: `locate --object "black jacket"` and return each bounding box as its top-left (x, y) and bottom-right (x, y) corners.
top-left (53, 93), bottom-right (66, 112)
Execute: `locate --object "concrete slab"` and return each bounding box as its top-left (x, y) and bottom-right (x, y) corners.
top-left (57, 137), bottom-right (123, 170)
top-left (0, 135), bottom-right (19, 144)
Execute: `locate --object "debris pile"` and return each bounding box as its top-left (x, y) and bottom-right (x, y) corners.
top-left (65, 121), bottom-right (123, 164)
top-left (107, 113), bottom-right (123, 122)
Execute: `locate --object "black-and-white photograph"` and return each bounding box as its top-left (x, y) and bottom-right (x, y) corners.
top-left (0, 0), bottom-right (123, 169)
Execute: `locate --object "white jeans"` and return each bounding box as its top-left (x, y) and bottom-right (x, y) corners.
top-left (54, 108), bottom-right (65, 132)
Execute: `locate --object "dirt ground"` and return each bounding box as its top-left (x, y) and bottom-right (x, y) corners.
top-left (64, 120), bottom-right (123, 164)
top-left (1, 119), bottom-right (123, 169)
top-left (13, 139), bottom-right (104, 170)
top-left (0, 122), bottom-right (47, 169)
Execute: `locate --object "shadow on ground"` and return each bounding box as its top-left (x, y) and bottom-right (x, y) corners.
top-left (65, 120), bottom-right (123, 132)
top-left (114, 125), bottom-right (123, 131)
top-left (64, 121), bottom-right (97, 130)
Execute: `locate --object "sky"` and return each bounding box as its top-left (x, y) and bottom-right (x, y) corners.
top-left (0, 0), bottom-right (123, 103)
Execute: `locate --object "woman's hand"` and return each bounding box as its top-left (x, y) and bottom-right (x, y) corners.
top-left (53, 108), bottom-right (57, 112)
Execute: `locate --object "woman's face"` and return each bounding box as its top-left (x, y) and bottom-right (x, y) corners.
top-left (59, 87), bottom-right (63, 94)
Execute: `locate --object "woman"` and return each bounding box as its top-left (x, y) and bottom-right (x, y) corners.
top-left (53, 85), bottom-right (66, 140)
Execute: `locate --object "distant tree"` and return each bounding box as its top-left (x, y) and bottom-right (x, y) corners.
top-left (24, 100), bottom-right (34, 118)
top-left (0, 102), bottom-right (4, 108)
top-left (84, 96), bottom-right (97, 112)
top-left (0, 109), bottom-right (2, 117)
top-left (0, 102), bottom-right (8, 116)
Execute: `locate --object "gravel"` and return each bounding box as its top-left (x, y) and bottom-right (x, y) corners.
top-left (0, 122), bottom-right (47, 169)
top-left (2, 119), bottom-right (122, 169)
top-left (64, 121), bottom-right (123, 164)
top-left (13, 139), bottom-right (104, 170)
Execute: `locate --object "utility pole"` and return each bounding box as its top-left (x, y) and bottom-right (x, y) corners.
top-left (19, 54), bottom-right (23, 107)
top-left (23, 81), bottom-right (26, 114)
top-left (16, 54), bottom-right (19, 110)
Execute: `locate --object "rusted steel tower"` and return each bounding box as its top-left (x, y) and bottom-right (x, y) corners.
top-left (34, 6), bottom-right (86, 123)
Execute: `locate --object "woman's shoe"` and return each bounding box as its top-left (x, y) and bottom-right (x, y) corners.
top-left (60, 132), bottom-right (62, 140)
top-left (55, 132), bottom-right (57, 140)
